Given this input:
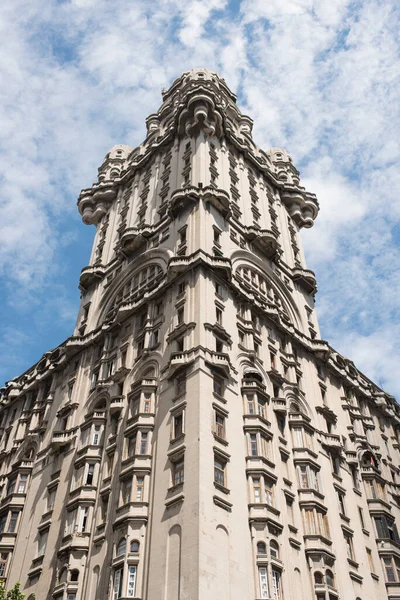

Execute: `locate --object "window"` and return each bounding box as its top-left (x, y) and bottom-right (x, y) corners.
top-left (336, 490), bottom-right (346, 515)
top-left (127, 565), bottom-right (137, 597)
top-left (330, 451), bottom-right (341, 476)
top-left (173, 413), bottom-right (184, 439)
top-left (92, 425), bottom-right (102, 445)
top-left (18, 474), bottom-right (28, 494)
top-left (172, 459), bottom-right (184, 486)
top-left (8, 512), bottom-right (18, 533)
top-left (314, 571), bottom-right (323, 584)
top-left (38, 530), bottom-right (48, 556)
top-left (130, 540), bottom-right (140, 553)
top-left (215, 338), bottom-right (223, 353)
top-left (325, 569), bottom-right (335, 587)
top-left (366, 548), bottom-right (375, 573)
top-left (214, 456), bottom-right (226, 487)
top-left (350, 464), bottom-right (360, 489)
top-left (383, 556), bottom-right (400, 582)
top-left (175, 374), bottom-right (186, 396)
top-left (178, 281), bottom-right (186, 295)
top-left (259, 566), bottom-right (269, 599)
top-left (78, 507), bottom-right (88, 532)
top-left (0, 516), bottom-right (6, 534)
top-left (291, 427), bottom-right (313, 450)
top-left (374, 515), bottom-right (400, 542)
top-left (117, 538), bottom-right (127, 556)
top-left (271, 569), bottom-right (283, 600)
top-left (358, 507), bottom-right (365, 529)
top-left (139, 432), bottom-right (148, 455)
top-left (270, 540), bottom-right (279, 559)
top-left (113, 568), bottom-right (123, 600)
top-left (213, 375), bottom-right (224, 397)
top-left (303, 508), bottom-right (330, 538)
top-left (344, 533), bottom-right (355, 561)
top-left (121, 479), bottom-right (132, 505)
top-left (246, 393), bottom-right (255, 415)
top-left (70, 569), bottom-right (79, 582)
top-left (143, 392), bottom-right (151, 413)
top-left (135, 476), bottom-right (144, 502)
top-left (126, 435), bottom-right (137, 458)
top-left (249, 434), bottom-right (257, 456)
top-left (86, 464), bottom-right (95, 486)
top-left (253, 478), bottom-right (261, 503)
top-left (178, 228), bottom-right (186, 246)
top-left (265, 480), bottom-right (274, 506)
top-left (257, 541), bottom-right (267, 555)
top-left (0, 554), bottom-right (8, 578)
top-left (213, 229), bottom-right (221, 245)
top-left (383, 557), bottom-right (396, 582)
top-left (215, 412), bottom-right (226, 440)
top-left (297, 464), bottom-right (321, 492)
top-left (365, 479), bottom-right (386, 500)
top-left (177, 307), bottom-right (184, 324)
top-left (216, 308), bottom-right (222, 325)
top-left (251, 476), bottom-right (274, 505)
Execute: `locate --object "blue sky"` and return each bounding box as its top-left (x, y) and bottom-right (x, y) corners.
top-left (0, 0), bottom-right (399, 396)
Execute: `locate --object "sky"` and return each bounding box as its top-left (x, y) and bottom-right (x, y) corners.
top-left (0, 0), bottom-right (399, 397)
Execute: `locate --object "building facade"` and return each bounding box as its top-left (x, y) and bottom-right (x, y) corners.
top-left (0, 68), bottom-right (399, 600)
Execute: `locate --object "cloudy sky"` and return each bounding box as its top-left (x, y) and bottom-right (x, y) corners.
top-left (0, 0), bottom-right (399, 397)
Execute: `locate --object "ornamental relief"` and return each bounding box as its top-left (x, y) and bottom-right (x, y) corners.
top-left (234, 264), bottom-right (301, 330)
top-left (100, 263), bottom-right (165, 324)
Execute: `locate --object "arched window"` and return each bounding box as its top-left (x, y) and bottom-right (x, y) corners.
top-left (130, 540), bottom-right (140, 553)
top-left (290, 402), bottom-right (300, 413)
top-left (117, 538), bottom-right (127, 556)
top-left (257, 541), bottom-right (267, 555)
top-left (314, 571), bottom-right (323, 584)
top-left (70, 569), bottom-right (79, 582)
top-left (361, 452), bottom-right (377, 468)
top-left (24, 447), bottom-right (35, 460)
top-left (94, 399), bottom-right (107, 410)
top-left (270, 540), bottom-right (279, 559)
top-left (325, 569), bottom-right (335, 587)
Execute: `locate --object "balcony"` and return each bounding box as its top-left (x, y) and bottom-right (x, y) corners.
top-left (271, 397), bottom-right (287, 412)
top-left (110, 395), bottom-right (124, 413)
top-left (79, 264), bottom-right (106, 289)
top-left (51, 430), bottom-right (75, 448)
top-left (248, 503), bottom-right (282, 525)
top-left (243, 227), bottom-right (280, 259)
top-left (319, 432), bottom-right (342, 450)
top-left (119, 227), bottom-right (150, 255)
top-left (113, 502), bottom-right (149, 527)
top-left (59, 531), bottom-right (91, 552)
top-left (168, 250), bottom-right (231, 278)
top-left (386, 582), bottom-right (400, 598)
top-left (292, 267), bottom-right (317, 295)
top-left (203, 187), bottom-right (231, 217)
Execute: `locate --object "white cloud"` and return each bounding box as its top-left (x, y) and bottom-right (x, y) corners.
top-left (0, 0), bottom-right (399, 400)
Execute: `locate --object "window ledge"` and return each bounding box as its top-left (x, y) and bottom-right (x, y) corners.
top-left (347, 558), bottom-right (359, 569)
top-left (213, 433), bottom-right (228, 446)
top-left (165, 493), bottom-right (184, 509)
top-left (214, 482), bottom-right (230, 495)
top-left (167, 483), bottom-right (184, 494)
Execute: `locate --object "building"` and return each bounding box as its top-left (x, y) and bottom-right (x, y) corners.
top-left (0, 68), bottom-right (399, 600)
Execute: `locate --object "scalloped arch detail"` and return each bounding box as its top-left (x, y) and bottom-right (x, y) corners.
top-left (97, 250), bottom-right (171, 326)
top-left (230, 250), bottom-right (304, 331)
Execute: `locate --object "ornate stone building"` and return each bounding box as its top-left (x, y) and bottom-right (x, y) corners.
top-left (0, 68), bottom-right (399, 600)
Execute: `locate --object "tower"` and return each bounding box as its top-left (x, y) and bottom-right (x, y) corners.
top-left (1, 69), bottom-right (399, 600)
